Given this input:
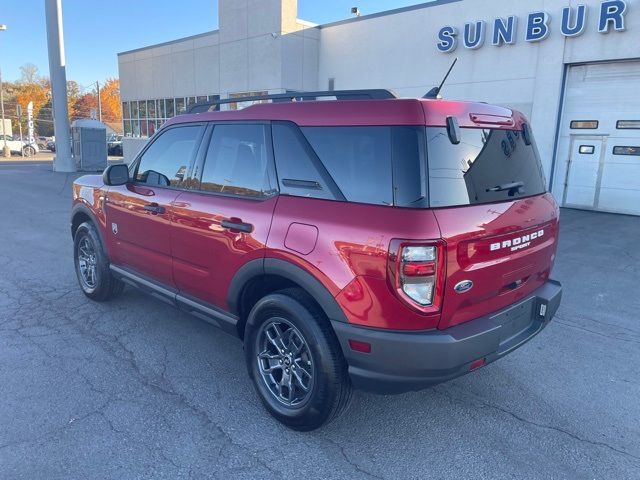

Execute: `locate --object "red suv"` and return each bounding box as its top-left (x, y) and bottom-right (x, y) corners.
top-left (71, 90), bottom-right (562, 430)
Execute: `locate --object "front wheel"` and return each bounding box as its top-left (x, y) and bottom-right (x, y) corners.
top-left (73, 222), bottom-right (124, 301)
top-left (22, 146), bottom-right (35, 157)
top-left (244, 289), bottom-right (352, 431)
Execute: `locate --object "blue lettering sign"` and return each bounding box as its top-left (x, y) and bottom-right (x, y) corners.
top-left (437, 26), bottom-right (458, 52)
top-left (464, 21), bottom-right (486, 49)
top-left (492, 16), bottom-right (517, 46)
top-left (561, 5), bottom-right (587, 37)
top-left (526, 12), bottom-right (550, 42)
top-left (599, 0), bottom-right (627, 32)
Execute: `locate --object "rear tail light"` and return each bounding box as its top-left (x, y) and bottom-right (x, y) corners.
top-left (388, 240), bottom-right (445, 313)
top-left (401, 246), bottom-right (436, 306)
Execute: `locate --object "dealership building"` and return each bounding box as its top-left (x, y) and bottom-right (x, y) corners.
top-left (118, 0), bottom-right (640, 216)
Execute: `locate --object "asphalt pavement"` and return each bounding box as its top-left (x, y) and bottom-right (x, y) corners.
top-left (0, 164), bottom-right (638, 479)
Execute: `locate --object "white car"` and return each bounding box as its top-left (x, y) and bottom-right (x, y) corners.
top-left (0, 135), bottom-right (39, 157)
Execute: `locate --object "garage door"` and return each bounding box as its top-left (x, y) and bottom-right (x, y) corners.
top-left (555, 60), bottom-right (640, 216)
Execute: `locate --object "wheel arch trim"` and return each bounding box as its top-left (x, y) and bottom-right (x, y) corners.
top-left (227, 258), bottom-right (349, 325)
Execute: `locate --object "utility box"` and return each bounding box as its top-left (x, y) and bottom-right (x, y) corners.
top-left (71, 119), bottom-right (107, 171)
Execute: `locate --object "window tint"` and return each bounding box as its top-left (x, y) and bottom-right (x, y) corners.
top-left (570, 120), bottom-right (598, 129)
top-left (135, 125), bottom-right (202, 187)
top-left (617, 120), bottom-right (640, 130)
top-left (427, 127), bottom-right (547, 207)
top-left (392, 127), bottom-right (428, 208)
top-left (613, 146), bottom-right (640, 156)
top-left (200, 124), bottom-right (273, 197)
top-left (302, 127), bottom-right (393, 206)
top-left (272, 123), bottom-right (335, 200)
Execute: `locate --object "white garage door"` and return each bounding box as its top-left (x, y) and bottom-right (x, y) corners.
top-left (555, 60), bottom-right (640, 216)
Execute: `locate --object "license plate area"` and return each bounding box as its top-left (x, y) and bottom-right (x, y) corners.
top-left (490, 297), bottom-right (541, 355)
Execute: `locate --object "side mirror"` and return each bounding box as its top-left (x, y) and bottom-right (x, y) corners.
top-left (446, 116), bottom-right (461, 145)
top-left (103, 164), bottom-right (130, 186)
top-left (522, 123), bottom-right (532, 146)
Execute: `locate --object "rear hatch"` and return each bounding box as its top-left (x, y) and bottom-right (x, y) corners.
top-left (425, 125), bottom-right (559, 329)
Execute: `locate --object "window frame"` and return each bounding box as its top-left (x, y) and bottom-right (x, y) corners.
top-left (129, 122), bottom-right (207, 191)
top-left (187, 121), bottom-right (279, 201)
top-left (612, 146), bottom-right (640, 156)
top-left (570, 120), bottom-right (599, 130)
top-left (616, 120), bottom-right (640, 130)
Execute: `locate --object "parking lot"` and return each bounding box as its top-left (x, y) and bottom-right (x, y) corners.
top-left (0, 163), bottom-right (638, 479)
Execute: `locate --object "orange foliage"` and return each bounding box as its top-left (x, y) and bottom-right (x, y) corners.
top-left (100, 79), bottom-right (122, 122)
top-left (15, 80), bottom-right (49, 121)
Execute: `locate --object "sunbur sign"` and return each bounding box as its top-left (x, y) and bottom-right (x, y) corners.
top-left (437, 0), bottom-right (628, 52)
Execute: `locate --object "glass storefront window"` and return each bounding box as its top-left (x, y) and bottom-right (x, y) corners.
top-left (148, 100), bottom-right (156, 118)
top-left (140, 119), bottom-right (148, 137)
top-left (176, 98), bottom-right (185, 114)
top-left (131, 101), bottom-right (139, 119)
top-left (166, 98), bottom-right (175, 117)
top-left (122, 102), bottom-right (130, 119)
top-left (139, 100), bottom-right (147, 118)
top-left (123, 120), bottom-right (132, 136)
top-left (196, 96), bottom-right (207, 103)
top-left (158, 99), bottom-right (166, 119)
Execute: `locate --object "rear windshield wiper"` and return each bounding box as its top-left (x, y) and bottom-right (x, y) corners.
top-left (486, 181), bottom-right (525, 196)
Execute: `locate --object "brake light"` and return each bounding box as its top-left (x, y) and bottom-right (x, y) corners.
top-left (388, 240), bottom-right (446, 313)
top-left (401, 246), bottom-right (437, 306)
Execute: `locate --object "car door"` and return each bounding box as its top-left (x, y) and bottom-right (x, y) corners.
top-left (171, 122), bottom-right (278, 310)
top-left (106, 123), bottom-right (205, 286)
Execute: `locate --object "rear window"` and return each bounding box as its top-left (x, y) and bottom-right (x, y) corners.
top-left (426, 127), bottom-right (547, 207)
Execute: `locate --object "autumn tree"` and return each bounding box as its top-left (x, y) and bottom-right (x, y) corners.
top-left (15, 64), bottom-right (50, 136)
top-left (100, 78), bottom-right (122, 123)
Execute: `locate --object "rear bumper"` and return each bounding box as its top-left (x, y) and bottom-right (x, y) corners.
top-left (332, 279), bottom-right (562, 394)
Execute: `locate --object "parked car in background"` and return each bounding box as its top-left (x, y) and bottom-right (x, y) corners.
top-left (107, 134), bottom-right (123, 156)
top-left (71, 90), bottom-right (562, 430)
top-left (47, 140), bottom-right (56, 152)
top-left (37, 136), bottom-right (49, 150)
top-left (0, 135), bottom-right (39, 156)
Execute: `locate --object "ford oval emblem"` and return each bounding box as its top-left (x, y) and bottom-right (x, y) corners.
top-left (454, 280), bottom-right (474, 293)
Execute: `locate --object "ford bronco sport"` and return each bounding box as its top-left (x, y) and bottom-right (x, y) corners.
top-left (71, 90), bottom-right (562, 431)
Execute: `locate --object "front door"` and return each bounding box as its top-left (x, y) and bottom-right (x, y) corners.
top-left (563, 137), bottom-right (605, 209)
top-left (171, 123), bottom-right (278, 310)
top-left (106, 124), bottom-right (205, 286)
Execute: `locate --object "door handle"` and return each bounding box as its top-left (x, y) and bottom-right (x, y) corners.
top-left (221, 218), bottom-right (253, 233)
top-left (143, 203), bottom-right (165, 215)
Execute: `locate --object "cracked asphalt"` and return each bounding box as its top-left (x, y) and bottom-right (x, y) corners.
top-left (1, 163), bottom-right (639, 479)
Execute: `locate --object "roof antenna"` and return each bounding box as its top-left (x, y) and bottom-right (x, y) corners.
top-left (424, 57), bottom-right (458, 99)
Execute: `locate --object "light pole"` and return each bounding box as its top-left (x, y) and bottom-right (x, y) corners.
top-left (0, 24), bottom-right (10, 158)
top-left (45, 0), bottom-right (74, 172)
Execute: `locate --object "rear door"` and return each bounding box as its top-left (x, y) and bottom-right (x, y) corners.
top-left (171, 123), bottom-right (278, 310)
top-left (106, 124), bottom-right (205, 285)
top-left (563, 137), bottom-right (605, 209)
top-left (426, 126), bottom-right (559, 329)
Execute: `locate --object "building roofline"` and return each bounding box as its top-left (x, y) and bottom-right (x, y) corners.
top-left (318, 0), bottom-right (462, 29)
top-left (117, 30), bottom-right (219, 56)
top-left (117, 0), bottom-right (462, 57)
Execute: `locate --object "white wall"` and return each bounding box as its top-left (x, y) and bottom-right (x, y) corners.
top-left (318, 0), bottom-right (640, 179)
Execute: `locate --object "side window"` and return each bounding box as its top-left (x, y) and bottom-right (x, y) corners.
top-left (200, 124), bottom-right (273, 198)
top-left (272, 123), bottom-right (336, 200)
top-left (135, 125), bottom-right (202, 187)
top-left (302, 126), bottom-right (394, 206)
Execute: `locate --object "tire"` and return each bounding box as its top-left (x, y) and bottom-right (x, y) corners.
top-left (22, 146), bottom-right (35, 157)
top-left (244, 288), bottom-right (352, 431)
top-left (73, 221), bottom-right (124, 301)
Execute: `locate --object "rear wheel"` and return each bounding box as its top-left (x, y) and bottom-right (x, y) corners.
top-left (244, 288), bottom-right (352, 431)
top-left (22, 146), bottom-right (35, 157)
top-left (73, 222), bottom-right (124, 301)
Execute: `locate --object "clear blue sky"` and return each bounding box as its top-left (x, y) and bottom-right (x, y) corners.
top-left (1, 0), bottom-right (426, 87)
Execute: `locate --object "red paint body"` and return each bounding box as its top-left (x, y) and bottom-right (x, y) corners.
top-left (72, 98), bottom-right (559, 333)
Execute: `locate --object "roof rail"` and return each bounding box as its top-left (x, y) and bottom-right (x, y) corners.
top-left (186, 89), bottom-right (397, 114)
